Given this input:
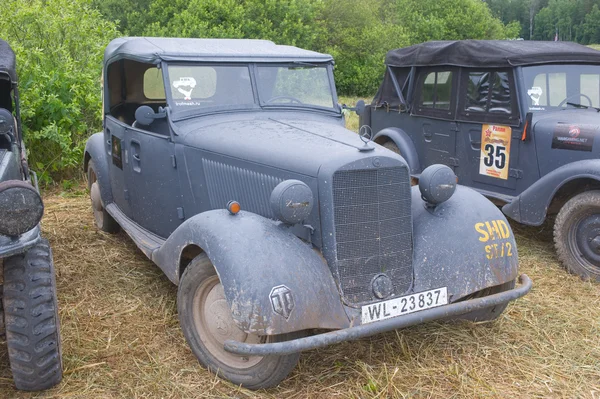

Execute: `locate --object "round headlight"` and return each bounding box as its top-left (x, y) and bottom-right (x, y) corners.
top-left (270, 180), bottom-right (313, 225)
top-left (419, 165), bottom-right (457, 206)
top-left (0, 180), bottom-right (44, 236)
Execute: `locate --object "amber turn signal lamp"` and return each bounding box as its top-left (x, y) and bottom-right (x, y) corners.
top-left (227, 200), bottom-right (241, 215)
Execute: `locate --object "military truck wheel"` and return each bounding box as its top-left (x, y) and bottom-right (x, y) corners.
top-left (3, 239), bottom-right (62, 391)
top-left (178, 255), bottom-right (301, 389)
top-left (554, 191), bottom-right (600, 281)
top-left (87, 160), bottom-right (120, 233)
top-left (458, 280), bottom-right (515, 322)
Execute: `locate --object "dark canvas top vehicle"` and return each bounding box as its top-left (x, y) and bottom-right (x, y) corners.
top-left (361, 39), bottom-right (600, 281)
top-left (85, 37), bottom-right (530, 389)
top-left (0, 39), bottom-right (62, 391)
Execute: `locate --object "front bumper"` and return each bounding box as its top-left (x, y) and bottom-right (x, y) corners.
top-left (224, 274), bottom-right (532, 356)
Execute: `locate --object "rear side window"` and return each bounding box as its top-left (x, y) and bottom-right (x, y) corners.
top-left (460, 69), bottom-right (518, 124)
top-left (143, 67), bottom-right (166, 100)
top-left (415, 69), bottom-right (456, 118)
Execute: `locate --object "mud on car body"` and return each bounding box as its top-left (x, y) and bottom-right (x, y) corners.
top-left (360, 40), bottom-right (600, 281)
top-left (85, 37), bottom-right (531, 389)
top-left (0, 39), bottom-right (62, 391)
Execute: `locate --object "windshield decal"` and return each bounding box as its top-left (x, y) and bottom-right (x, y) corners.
top-left (551, 123), bottom-right (596, 152)
top-left (172, 77), bottom-right (196, 100)
top-left (527, 86), bottom-right (543, 106)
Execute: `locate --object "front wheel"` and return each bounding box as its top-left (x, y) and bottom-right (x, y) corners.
top-left (87, 160), bottom-right (120, 233)
top-left (458, 280), bottom-right (515, 322)
top-left (177, 255), bottom-right (301, 389)
top-left (554, 191), bottom-right (600, 281)
top-left (3, 239), bottom-right (63, 391)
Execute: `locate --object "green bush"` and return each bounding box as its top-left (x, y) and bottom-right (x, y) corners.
top-left (0, 0), bottom-right (117, 183)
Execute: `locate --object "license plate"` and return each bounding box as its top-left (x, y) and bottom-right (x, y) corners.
top-left (361, 287), bottom-right (448, 324)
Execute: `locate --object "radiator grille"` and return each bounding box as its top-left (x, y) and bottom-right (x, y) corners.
top-left (332, 166), bottom-right (413, 304)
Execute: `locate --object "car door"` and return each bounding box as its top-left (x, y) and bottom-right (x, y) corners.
top-left (410, 68), bottom-right (460, 171)
top-left (105, 116), bottom-right (133, 218)
top-left (456, 69), bottom-right (522, 195)
top-left (125, 123), bottom-right (183, 238)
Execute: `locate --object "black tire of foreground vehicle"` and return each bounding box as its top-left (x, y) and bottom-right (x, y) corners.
top-left (87, 160), bottom-right (120, 233)
top-left (178, 254), bottom-right (302, 389)
top-left (3, 239), bottom-right (62, 391)
top-left (554, 190), bottom-right (600, 282)
top-left (458, 280), bottom-right (516, 322)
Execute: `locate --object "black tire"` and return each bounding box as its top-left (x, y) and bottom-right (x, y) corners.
top-left (87, 160), bottom-right (120, 233)
top-left (3, 239), bottom-right (62, 391)
top-left (458, 280), bottom-right (515, 322)
top-left (554, 191), bottom-right (600, 281)
top-left (178, 255), bottom-right (301, 389)
top-left (383, 140), bottom-right (401, 155)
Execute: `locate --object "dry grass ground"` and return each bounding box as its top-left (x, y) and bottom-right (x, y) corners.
top-left (0, 105), bottom-right (599, 398)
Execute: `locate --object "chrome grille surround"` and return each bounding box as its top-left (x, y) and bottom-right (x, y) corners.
top-left (331, 165), bottom-right (413, 305)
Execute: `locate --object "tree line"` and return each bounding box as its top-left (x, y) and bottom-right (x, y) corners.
top-left (1, 0), bottom-right (593, 181)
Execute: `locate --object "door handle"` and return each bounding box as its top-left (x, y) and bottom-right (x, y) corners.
top-left (133, 154), bottom-right (140, 161)
top-left (130, 139), bottom-right (141, 173)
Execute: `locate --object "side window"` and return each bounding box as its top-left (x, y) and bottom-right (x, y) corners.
top-left (143, 68), bottom-right (165, 100)
top-left (461, 69), bottom-right (517, 123)
top-left (415, 69), bottom-right (455, 117)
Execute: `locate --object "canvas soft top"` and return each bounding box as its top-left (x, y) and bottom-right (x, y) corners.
top-left (0, 39), bottom-right (17, 83)
top-left (104, 37), bottom-right (333, 65)
top-left (385, 40), bottom-right (600, 68)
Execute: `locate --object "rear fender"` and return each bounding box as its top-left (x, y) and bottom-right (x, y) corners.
top-left (153, 210), bottom-right (350, 335)
top-left (412, 186), bottom-right (519, 301)
top-left (84, 132), bottom-right (113, 205)
top-left (502, 159), bottom-right (600, 226)
top-left (373, 127), bottom-right (420, 174)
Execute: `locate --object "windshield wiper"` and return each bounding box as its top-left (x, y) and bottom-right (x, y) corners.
top-left (566, 102), bottom-right (600, 112)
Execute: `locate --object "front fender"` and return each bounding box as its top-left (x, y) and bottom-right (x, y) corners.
top-left (373, 127), bottom-right (421, 174)
top-left (84, 132), bottom-right (113, 205)
top-left (153, 210), bottom-right (350, 335)
top-left (412, 186), bottom-right (519, 301)
top-left (502, 159), bottom-right (600, 226)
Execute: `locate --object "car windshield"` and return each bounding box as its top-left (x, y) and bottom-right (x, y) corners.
top-left (256, 65), bottom-right (335, 109)
top-left (167, 65), bottom-right (255, 111)
top-left (522, 64), bottom-right (600, 111)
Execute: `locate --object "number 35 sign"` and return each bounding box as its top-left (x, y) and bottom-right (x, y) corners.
top-left (479, 124), bottom-right (511, 180)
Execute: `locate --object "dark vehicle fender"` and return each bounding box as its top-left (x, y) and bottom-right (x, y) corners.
top-left (412, 186), bottom-right (519, 301)
top-left (153, 210), bottom-right (350, 335)
top-left (83, 132), bottom-right (113, 205)
top-left (373, 127), bottom-right (420, 174)
top-left (502, 159), bottom-right (600, 226)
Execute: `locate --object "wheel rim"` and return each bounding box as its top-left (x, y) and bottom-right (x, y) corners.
top-left (569, 211), bottom-right (600, 272)
top-left (89, 170), bottom-right (104, 228)
top-left (192, 275), bottom-right (266, 369)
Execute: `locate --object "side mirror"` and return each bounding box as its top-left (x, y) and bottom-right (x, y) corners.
top-left (135, 105), bottom-right (166, 126)
top-left (355, 99), bottom-right (366, 116)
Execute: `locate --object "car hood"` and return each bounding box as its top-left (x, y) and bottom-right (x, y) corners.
top-left (532, 108), bottom-right (600, 130)
top-left (177, 116), bottom-right (385, 176)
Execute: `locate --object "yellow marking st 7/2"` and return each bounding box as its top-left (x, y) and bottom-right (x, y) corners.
top-left (474, 219), bottom-right (513, 260)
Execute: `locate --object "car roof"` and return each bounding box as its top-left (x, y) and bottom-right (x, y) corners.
top-left (385, 40), bottom-right (600, 68)
top-left (104, 37), bottom-right (333, 65)
top-left (0, 39), bottom-right (17, 83)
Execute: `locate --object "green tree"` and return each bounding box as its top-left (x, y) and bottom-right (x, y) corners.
top-left (0, 0), bottom-right (118, 181)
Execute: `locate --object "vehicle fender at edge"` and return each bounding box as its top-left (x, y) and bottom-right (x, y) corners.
top-left (373, 127), bottom-right (420, 174)
top-left (412, 185), bottom-right (519, 301)
top-left (502, 159), bottom-right (600, 226)
top-left (152, 210), bottom-right (350, 335)
top-left (84, 132), bottom-right (113, 205)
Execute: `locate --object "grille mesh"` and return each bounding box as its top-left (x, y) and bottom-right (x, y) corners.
top-left (332, 166), bottom-right (412, 304)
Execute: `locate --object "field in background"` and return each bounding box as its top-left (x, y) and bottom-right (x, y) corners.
top-left (0, 109), bottom-right (598, 398)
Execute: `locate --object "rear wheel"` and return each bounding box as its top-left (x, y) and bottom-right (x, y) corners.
top-left (554, 191), bottom-right (600, 281)
top-left (458, 280), bottom-right (515, 322)
top-left (178, 255), bottom-right (301, 389)
top-left (3, 239), bottom-right (63, 391)
top-left (87, 160), bottom-right (120, 233)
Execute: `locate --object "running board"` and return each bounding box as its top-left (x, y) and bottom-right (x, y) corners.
top-left (105, 203), bottom-right (165, 259)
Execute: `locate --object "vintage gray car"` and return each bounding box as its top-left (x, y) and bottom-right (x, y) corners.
top-left (360, 40), bottom-right (600, 281)
top-left (0, 39), bottom-right (62, 391)
top-left (85, 37), bottom-right (531, 389)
